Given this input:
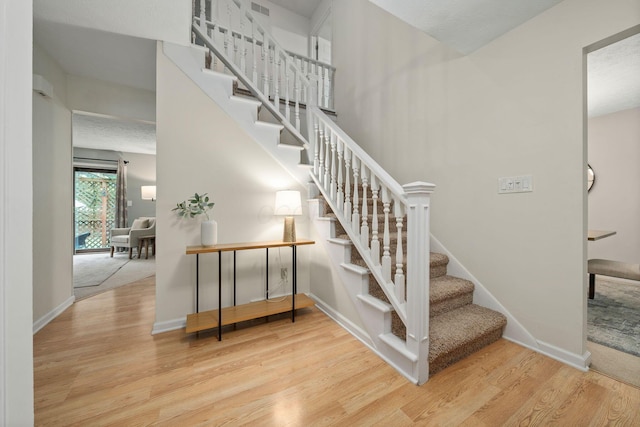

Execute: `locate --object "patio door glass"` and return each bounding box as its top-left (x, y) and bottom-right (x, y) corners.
top-left (74, 168), bottom-right (117, 252)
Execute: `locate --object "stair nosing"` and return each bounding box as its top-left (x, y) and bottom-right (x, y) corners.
top-left (357, 294), bottom-right (392, 312)
top-left (341, 262), bottom-right (369, 275)
top-left (201, 68), bottom-right (237, 82)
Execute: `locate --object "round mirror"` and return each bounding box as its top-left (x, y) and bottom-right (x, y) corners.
top-left (587, 164), bottom-right (595, 192)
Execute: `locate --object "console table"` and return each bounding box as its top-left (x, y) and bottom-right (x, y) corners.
top-left (185, 239), bottom-right (315, 340)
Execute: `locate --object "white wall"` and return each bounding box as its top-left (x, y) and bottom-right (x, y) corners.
top-left (588, 107), bottom-right (640, 264)
top-left (1, 0), bottom-right (35, 423)
top-left (250, 0), bottom-right (311, 56)
top-left (33, 0), bottom-right (191, 46)
top-left (332, 0), bottom-right (640, 360)
top-left (155, 42), bottom-right (310, 328)
top-left (33, 44), bottom-right (74, 326)
top-left (67, 75), bottom-right (156, 122)
top-left (123, 152), bottom-right (157, 222)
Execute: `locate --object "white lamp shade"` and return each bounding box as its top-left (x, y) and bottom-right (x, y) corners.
top-left (141, 185), bottom-right (157, 201)
top-left (274, 190), bottom-right (302, 216)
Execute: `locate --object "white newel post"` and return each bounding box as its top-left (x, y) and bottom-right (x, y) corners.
top-left (403, 181), bottom-right (436, 385)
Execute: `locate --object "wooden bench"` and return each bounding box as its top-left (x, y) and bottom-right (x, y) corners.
top-left (588, 259), bottom-right (640, 299)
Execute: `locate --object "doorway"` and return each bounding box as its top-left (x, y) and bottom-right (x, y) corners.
top-left (74, 167), bottom-right (117, 253)
top-left (585, 27), bottom-right (640, 387)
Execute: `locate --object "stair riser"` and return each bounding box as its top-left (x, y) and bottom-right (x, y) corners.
top-left (429, 328), bottom-right (504, 375)
top-left (430, 294), bottom-right (473, 318)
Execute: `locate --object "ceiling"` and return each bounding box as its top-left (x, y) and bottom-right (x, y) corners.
top-left (33, 1), bottom-right (639, 155)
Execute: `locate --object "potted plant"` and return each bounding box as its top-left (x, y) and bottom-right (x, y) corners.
top-left (172, 193), bottom-right (217, 246)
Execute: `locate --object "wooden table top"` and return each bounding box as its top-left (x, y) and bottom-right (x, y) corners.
top-left (186, 239), bottom-right (315, 254)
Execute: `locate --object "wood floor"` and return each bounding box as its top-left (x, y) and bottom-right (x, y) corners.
top-left (34, 277), bottom-right (640, 426)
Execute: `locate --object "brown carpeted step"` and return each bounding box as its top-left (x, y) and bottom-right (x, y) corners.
top-left (428, 304), bottom-right (507, 375)
top-left (430, 275), bottom-right (474, 317)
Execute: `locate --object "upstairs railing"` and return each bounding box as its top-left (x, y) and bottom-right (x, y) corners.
top-left (192, 0), bottom-right (434, 383)
top-left (194, 0), bottom-right (335, 112)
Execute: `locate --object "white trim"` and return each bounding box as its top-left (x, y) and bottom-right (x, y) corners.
top-left (1, 1), bottom-right (8, 419)
top-left (430, 234), bottom-right (540, 349)
top-left (152, 317), bottom-right (186, 335)
top-left (33, 296), bottom-right (75, 335)
top-left (430, 235), bottom-right (594, 371)
top-left (504, 337), bottom-right (591, 372)
top-left (312, 294), bottom-right (420, 384)
top-left (310, 293), bottom-right (373, 349)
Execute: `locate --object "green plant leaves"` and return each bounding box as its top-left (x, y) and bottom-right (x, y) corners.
top-left (172, 192), bottom-right (215, 220)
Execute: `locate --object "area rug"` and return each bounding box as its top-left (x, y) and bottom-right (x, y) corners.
top-left (73, 253), bottom-right (130, 288)
top-left (74, 252), bottom-right (156, 300)
top-left (588, 278), bottom-right (640, 357)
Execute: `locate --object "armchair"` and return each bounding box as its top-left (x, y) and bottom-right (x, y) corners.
top-left (110, 217), bottom-right (156, 259)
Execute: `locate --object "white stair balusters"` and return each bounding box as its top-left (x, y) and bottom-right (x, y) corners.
top-left (343, 148), bottom-right (352, 224)
top-left (381, 186), bottom-right (392, 283)
top-left (352, 156), bottom-right (360, 238)
top-left (370, 175), bottom-right (380, 265)
top-left (394, 200), bottom-right (405, 303)
top-left (336, 139), bottom-right (344, 211)
top-left (313, 120), bottom-right (320, 177)
top-left (360, 166), bottom-right (369, 249)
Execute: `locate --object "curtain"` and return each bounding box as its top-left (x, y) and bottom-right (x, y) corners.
top-left (116, 159), bottom-right (128, 228)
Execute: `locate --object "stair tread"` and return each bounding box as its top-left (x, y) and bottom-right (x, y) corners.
top-left (430, 275), bottom-right (474, 304)
top-left (429, 304), bottom-right (506, 363)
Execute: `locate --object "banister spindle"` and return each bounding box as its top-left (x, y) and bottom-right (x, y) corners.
top-left (199, 0), bottom-right (206, 29)
top-left (251, 22), bottom-right (257, 85)
top-left (336, 139), bottom-right (344, 212)
top-left (394, 199), bottom-right (405, 302)
top-left (352, 156), bottom-right (360, 236)
top-left (313, 118), bottom-right (320, 176)
top-left (274, 54), bottom-right (280, 107)
top-left (343, 148), bottom-right (352, 225)
top-left (330, 133), bottom-right (337, 201)
top-left (360, 166), bottom-right (369, 249)
top-left (317, 122), bottom-right (325, 185)
top-left (295, 70), bottom-right (301, 131)
top-left (382, 186), bottom-right (391, 282)
top-left (285, 59), bottom-right (291, 121)
top-left (370, 175), bottom-right (380, 265)
top-left (323, 129), bottom-right (331, 192)
top-left (262, 40), bottom-right (269, 96)
top-left (269, 45), bottom-right (275, 99)
top-left (233, 30), bottom-right (239, 69)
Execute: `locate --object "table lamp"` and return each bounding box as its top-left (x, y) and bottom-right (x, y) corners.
top-left (141, 185), bottom-right (157, 201)
top-left (274, 190), bottom-right (302, 242)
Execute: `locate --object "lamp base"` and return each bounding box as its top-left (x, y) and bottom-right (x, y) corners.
top-left (283, 216), bottom-right (296, 242)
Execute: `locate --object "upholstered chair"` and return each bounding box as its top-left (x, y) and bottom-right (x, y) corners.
top-left (110, 217), bottom-right (156, 259)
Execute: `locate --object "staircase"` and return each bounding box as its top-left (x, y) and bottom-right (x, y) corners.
top-left (312, 195), bottom-right (506, 377)
top-left (166, 0), bottom-right (507, 384)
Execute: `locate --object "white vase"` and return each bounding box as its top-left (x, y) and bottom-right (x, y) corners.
top-left (201, 219), bottom-right (218, 246)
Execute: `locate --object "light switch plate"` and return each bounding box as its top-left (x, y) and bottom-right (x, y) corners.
top-left (498, 175), bottom-right (533, 194)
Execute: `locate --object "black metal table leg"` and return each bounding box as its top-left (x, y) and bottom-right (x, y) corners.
top-left (292, 245), bottom-right (296, 322)
top-left (196, 254), bottom-right (199, 313)
top-left (218, 251), bottom-right (222, 341)
top-left (266, 248), bottom-right (269, 299)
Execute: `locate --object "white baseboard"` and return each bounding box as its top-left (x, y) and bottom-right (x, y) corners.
top-left (504, 336), bottom-right (591, 371)
top-left (310, 293), bottom-right (373, 349)
top-left (152, 317), bottom-right (186, 335)
top-left (33, 295), bottom-right (75, 334)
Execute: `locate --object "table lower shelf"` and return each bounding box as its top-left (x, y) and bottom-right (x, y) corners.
top-left (185, 294), bottom-right (315, 334)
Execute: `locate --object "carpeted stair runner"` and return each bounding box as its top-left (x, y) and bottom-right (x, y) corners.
top-left (319, 196), bottom-right (507, 375)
